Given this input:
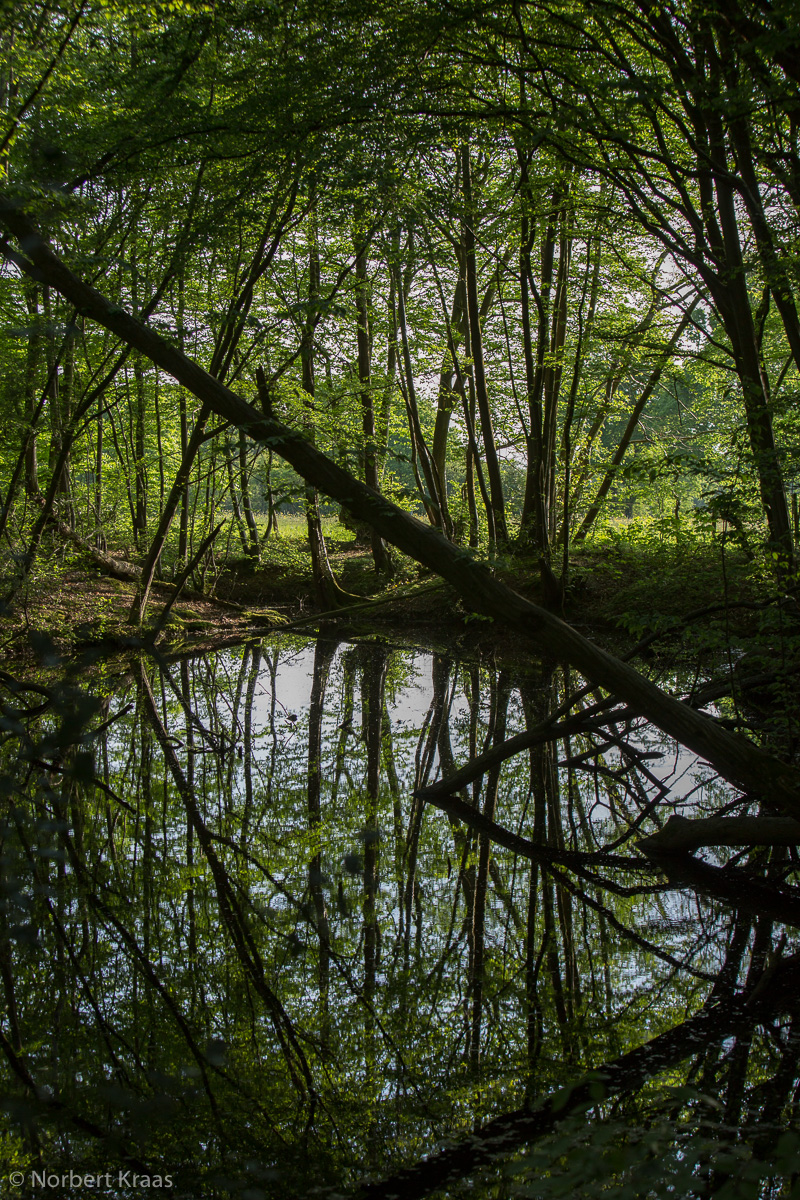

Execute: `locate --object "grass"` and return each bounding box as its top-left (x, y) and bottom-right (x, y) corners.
top-left (210, 513), bottom-right (423, 608)
top-left (247, 512), bottom-right (772, 640)
top-left (263, 513), bottom-right (344, 539)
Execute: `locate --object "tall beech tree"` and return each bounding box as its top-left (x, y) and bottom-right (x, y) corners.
top-left (454, 0), bottom-right (797, 566)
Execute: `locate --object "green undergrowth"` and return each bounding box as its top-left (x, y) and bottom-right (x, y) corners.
top-left (2, 514), bottom-right (792, 662)
top-left (566, 525), bottom-right (768, 637)
top-left (214, 520), bottom-right (424, 608)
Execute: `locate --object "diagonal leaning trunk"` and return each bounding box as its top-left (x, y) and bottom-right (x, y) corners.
top-left (127, 407), bottom-right (211, 624)
top-left (3, 195), bottom-right (800, 811)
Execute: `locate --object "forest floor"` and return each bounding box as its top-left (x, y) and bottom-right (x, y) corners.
top-left (0, 518), bottom-right (773, 671)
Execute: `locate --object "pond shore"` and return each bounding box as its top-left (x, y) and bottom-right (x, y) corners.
top-left (1, 532), bottom-right (767, 672)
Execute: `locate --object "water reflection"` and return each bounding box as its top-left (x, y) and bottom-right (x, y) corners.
top-left (1, 635), bottom-right (799, 1198)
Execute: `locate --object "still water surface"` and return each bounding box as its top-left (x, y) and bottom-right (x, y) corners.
top-left (1, 634), bottom-right (797, 1198)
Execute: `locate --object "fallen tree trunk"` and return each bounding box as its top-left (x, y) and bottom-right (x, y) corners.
top-left (37, 501), bottom-right (142, 581)
top-left (637, 813), bottom-right (800, 854)
top-left (3, 196), bottom-right (799, 810)
top-left (427, 793), bottom-right (800, 927)
top-left (634, 847), bottom-right (800, 927)
top-left (32, 494), bottom-right (247, 616)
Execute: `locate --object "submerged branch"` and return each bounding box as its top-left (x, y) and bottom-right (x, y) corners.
top-left (638, 814), bottom-right (800, 854)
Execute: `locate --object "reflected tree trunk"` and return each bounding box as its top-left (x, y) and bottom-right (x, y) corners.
top-left (308, 638), bottom-right (336, 1042)
top-left (470, 669), bottom-right (511, 1072)
top-left (180, 659), bottom-right (198, 999)
top-left (360, 643), bottom-right (388, 1166)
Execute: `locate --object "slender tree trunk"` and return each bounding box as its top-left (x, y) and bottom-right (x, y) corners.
top-left (238, 430), bottom-right (260, 559)
top-left (360, 643), bottom-right (387, 1093)
top-left (432, 270), bottom-right (466, 498)
top-left (45, 296), bottom-right (75, 529)
top-left (301, 202), bottom-right (352, 607)
top-left (518, 166), bottom-right (547, 553)
top-left (575, 303), bottom-right (698, 541)
top-left (394, 228), bottom-right (451, 534)
top-left (542, 189), bottom-right (571, 543)
top-left (23, 282), bottom-right (41, 496)
top-left (558, 214), bottom-right (603, 581)
top-left (176, 278), bottom-right (190, 571)
top-left (132, 356), bottom-right (147, 548)
top-left (93, 397), bottom-right (106, 551)
top-left (470, 670), bottom-right (511, 1070)
top-left (461, 142), bottom-right (508, 546)
top-left (355, 229), bottom-right (392, 575)
top-left (376, 267), bottom-right (398, 483)
top-left (224, 432), bottom-right (250, 555)
top-left (308, 639), bottom-right (336, 1041)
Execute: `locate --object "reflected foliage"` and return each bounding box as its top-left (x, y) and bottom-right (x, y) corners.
top-left (1, 635), bottom-right (799, 1197)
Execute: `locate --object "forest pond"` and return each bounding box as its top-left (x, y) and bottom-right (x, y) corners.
top-left (2, 633), bottom-right (799, 1199)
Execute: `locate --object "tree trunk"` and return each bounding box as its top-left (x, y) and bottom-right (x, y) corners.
top-left (575, 304), bottom-right (698, 541)
top-left (128, 407), bottom-right (211, 623)
top-left (394, 229), bottom-right (451, 534)
top-left (7, 203), bottom-right (800, 811)
top-left (23, 282), bottom-right (41, 496)
top-left (132, 355), bottom-right (147, 548)
top-left (355, 230), bottom-right (392, 575)
top-left (461, 142), bottom-right (508, 546)
top-left (237, 429), bottom-right (260, 559)
top-left (301, 203), bottom-right (353, 608)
